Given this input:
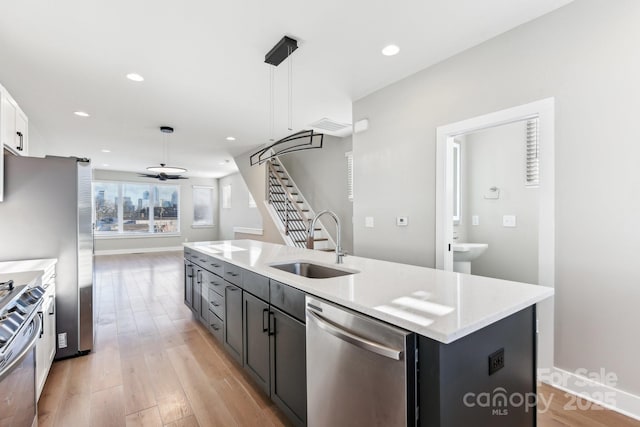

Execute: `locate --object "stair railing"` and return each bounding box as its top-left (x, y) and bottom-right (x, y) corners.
top-left (267, 160), bottom-right (309, 238)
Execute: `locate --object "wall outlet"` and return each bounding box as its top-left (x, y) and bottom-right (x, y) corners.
top-left (365, 217), bottom-right (374, 228)
top-left (488, 348), bottom-right (505, 375)
top-left (503, 215), bottom-right (517, 227)
top-left (472, 215), bottom-right (479, 226)
top-left (58, 332), bottom-right (68, 349)
top-left (396, 216), bottom-right (408, 227)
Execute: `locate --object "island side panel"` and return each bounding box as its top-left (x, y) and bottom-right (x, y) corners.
top-left (419, 306), bottom-right (536, 427)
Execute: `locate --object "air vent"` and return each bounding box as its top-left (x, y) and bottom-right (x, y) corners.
top-left (309, 118), bottom-right (352, 137)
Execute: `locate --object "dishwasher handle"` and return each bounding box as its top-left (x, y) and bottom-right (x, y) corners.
top-left (307, 309), bottom-right (403, 360)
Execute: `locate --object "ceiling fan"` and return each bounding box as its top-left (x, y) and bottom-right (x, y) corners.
top-left (140, 126), bottom-right (189, 180)
top-left (139, 166), bottom-right (189, 181)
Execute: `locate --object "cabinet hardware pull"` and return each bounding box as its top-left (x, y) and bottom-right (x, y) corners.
top-left (227, 287), bottom-right (238, 291)
top-left (16, 131), bottom-right (23, 151)
top-left (211, 302), bottom-right (220, 307)
top-left (262, 308), bottom-right (269, 333)
top-left (212, 264), bottom-right (220, 268)
top-left (268, 311), bottom-right (275, 336)
top-left (38, 312), bottom-right (44, 338)
top-left (211, 324), bottom-right (220, 331)
top-left (49, 295), bottom-right (55, 315)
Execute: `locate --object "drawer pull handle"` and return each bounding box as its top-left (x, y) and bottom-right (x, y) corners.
top-left (211, 301), bottom-right (220, 307)
top-left (227, 286), bottom-right (239, 292)
top-left (211, 264), bottom-right (221, 268)
top-left (210, 281), bottom-right (220, 286)
top-left (211, 324), bottom-right (221, 331)
top-left (226, 272), bottom-right (239, 277)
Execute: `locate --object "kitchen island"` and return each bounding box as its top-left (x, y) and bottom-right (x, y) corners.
top-left (184, 240), bottom-right (553, 426)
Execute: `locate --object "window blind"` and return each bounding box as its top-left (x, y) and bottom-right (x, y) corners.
top-left (526, 118), bottom-right (539, 187)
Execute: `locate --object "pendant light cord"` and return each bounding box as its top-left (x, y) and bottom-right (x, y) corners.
top-left (288, 45), bottom-right (293, 131)
top-left (269, 66), bottom-right (275, 141)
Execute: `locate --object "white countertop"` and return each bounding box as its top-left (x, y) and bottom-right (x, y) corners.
top-left (185, 240), bottom-right (553, 344)
top-left (0, 258), bottom-right (57, 275)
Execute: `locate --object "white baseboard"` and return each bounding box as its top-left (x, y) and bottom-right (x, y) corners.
top-left (94, 246), bottom-right (184, 256)
top-left (233, 227), bottom-right (263, 236)
top-left (543, 367), bottom-right (640, 421)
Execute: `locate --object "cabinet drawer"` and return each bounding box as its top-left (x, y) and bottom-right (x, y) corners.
top-left (208, 310), bottom-right (224, 342)
top-left (208, 259), bottom-right (224, 277)
top-left (207, 275), bottom-right (226, 296)
top-left (184, 249), bottom-right (193, 261)
top-left (208, 288), bottom-right (225, 320)
top-left (243, 270), bottom-right (269, 302)
top-left (224, 263), bottom-right (243, 286)
top-left (193, 253), bottom-right (212, 268)
top-left (270, 280), bottom-right (306, 323)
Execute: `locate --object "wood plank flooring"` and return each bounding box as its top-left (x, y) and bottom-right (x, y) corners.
top-left (38, 252), bottom-right (291, 427)
top-left (37, 252), bottom-right (640, 427)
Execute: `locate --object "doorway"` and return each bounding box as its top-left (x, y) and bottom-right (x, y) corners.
top-left (435, 97), bottom-right (555, 372)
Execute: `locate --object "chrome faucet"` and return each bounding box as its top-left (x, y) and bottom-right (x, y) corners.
top-left (307, 209), bottom-right (345, 264)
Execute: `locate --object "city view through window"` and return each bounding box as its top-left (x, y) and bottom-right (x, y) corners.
top-left (93, 181), bottom-right (180, 234)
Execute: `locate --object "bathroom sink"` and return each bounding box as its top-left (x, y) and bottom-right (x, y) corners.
top-left (452, 243), bottom-right (488, 262)
top-left (269, 261), bottom-right (357, 279)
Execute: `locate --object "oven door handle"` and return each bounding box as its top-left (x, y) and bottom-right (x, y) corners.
top-left (0, 314), bottom-right (42, 382)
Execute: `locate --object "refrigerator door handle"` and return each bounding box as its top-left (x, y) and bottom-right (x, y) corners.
top-left (306, 309), bottom-right (403, 360)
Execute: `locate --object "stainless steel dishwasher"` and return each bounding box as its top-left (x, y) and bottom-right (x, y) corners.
top-left (306, 296), bottom-right (417, 426)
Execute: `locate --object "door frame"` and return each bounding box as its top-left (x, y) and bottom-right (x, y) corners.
top-left (435, 97), bottom-right (555, 371)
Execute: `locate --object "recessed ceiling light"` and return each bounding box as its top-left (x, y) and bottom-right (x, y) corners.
top-left (74, 111), bottom-right (90, 117)
top-left (102, 163), bottom-right (109, 167)
top-left (381, 44), bottom-right (400, 56)
top-left (126, 73), bottom-right (144, 82)
top-left (101, 149), bottom-right (111, 153)
top-left (226, 136), bottom-right (236, 141)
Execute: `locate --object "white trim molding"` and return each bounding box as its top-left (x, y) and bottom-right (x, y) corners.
top-left (543, 367), bottom-right (640, 421)
top-left (233, 227), bottom-right (263, 236)
top-left (94, 246), bottom-right (184, 256)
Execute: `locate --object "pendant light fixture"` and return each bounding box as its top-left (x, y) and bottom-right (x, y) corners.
top-left (141, 126), bottom-right (188, 180)
top-left (250, 36), bottom-right (324, 166)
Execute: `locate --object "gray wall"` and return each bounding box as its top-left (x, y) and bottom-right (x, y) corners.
top-left (218, 171), bottom-right (263, 240)
top-left (234, 149), bottom-right (285, 245)
top-left (93, 169), bottom-right (218, 252)
top-left (464, 121), bottom-right (538, 284)
top-left (353, 0), bottom-right (640, 395)
top-left (280, 135), bottom-right (353, 254)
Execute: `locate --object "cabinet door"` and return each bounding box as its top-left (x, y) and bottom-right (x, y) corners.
top-left (194, 269), bottom-right (205, 322)
top-left (270, 307), bottom-right (307, 426)
top-left (224, 283), bottom-right (243, 365)
top-left (243, 292), bottom-right (270, 395)
top-left (45, 294), bottom-right (56, 364)
top-left (184, 261), bottom-right (194, 309)
top-left (1, 95), bottom-right (16, 151)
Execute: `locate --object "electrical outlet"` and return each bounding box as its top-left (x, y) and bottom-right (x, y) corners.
top-left (58, 332), bottom-right (68, 349)
top-left (472, 215), bottom-right (479, 226)
top-left (503, 215), bottom-right (517, 227)
top-left (488, 348), bottom-right (505, 375)
top-left (396, 216), bottom-right (408, 227)
top-left (365, 217), bottom-right (374, 228)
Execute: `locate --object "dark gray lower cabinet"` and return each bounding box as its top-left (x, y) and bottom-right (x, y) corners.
top-left (243, 292), bottom-right (270, 395)
top-left (224, 283), bottom-right (243, 365)
top-left (184, 260), bottom-right (194, 309)
top-left (270, 306), bottom-right (307, 426)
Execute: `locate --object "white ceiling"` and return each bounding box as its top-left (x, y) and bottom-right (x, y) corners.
top-left (0, 0), bottom-right (572, 178)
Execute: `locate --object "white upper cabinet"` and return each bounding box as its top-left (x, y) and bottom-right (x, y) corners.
top-left (0, 83), bottom-right (29, 201)
top-left (1, 86), bottom-right (29, 155)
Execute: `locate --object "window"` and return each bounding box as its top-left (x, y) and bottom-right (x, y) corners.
top-left (193, 186), bottom-right (215, 227)
top-left (526, 118), bottom-right (539, 187)
top-left (346, 151), bottom-right (353, 201)
top-left (222, 184), bottom-right (231, 209)
top-left (93, 181), bottom-right (180, 235)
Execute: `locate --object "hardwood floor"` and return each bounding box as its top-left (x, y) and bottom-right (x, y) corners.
top-left (38, 252), bottom-right (291, 427)
top-left (37, 252), bottom-right (640, 427)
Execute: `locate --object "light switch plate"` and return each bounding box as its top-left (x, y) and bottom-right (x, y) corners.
top-left (472, 215), bottom-right (479, 226)
top-left (365, 217), bottom-right (374, 228)
top-left (503, 215), bottom-right (517, 227)
top-left (396, 216), bottom-right (408, 226)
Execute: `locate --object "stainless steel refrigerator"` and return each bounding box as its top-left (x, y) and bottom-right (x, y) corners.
top-left (0, 154), bottom-right (93, 359)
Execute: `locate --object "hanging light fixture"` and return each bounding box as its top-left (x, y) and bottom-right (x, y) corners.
top-left (141, 126), bottom-right (188, 179)
top-left (250, 36), bottom-right (324, 166)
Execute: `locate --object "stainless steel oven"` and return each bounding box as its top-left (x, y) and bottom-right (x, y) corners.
top-left (0, 278), bottom-right (45, 427)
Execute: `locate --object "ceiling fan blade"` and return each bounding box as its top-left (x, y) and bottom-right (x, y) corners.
top-left (138, 173), bottom-right (158, 178)
top-left (166, 175), bottom-right (189, 180)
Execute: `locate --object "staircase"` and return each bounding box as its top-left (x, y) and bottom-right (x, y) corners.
top-left (265, 159), bottom-right (335, 250)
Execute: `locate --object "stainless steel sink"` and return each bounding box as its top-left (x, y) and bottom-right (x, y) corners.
top-left (269, 262), bottom-right (357, 279)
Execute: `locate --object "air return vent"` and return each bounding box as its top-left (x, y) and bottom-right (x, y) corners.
top-left (309, 118), bottom-right (352, 137)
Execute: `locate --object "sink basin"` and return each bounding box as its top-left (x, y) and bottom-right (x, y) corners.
top-left (452, 243), bottom-right (488, 262)
top-left (269, 261), bottom-right (357, 279)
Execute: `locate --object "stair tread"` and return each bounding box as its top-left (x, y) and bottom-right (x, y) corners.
top-left (294, 238), bottom-right (328, 243)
